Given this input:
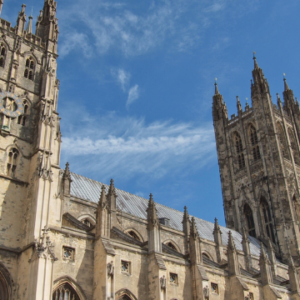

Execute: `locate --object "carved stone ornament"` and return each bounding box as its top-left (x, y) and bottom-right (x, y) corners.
top-left (203, 286), bottom-right (209, 299)
top-left (107, 261), bottom-right (114, 277)
top-left (160, 275), bottom-right (166, 290)
top-left (29, 228), bottom-right (57, 263)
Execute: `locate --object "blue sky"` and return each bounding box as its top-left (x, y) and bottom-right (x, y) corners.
top-left (3, 0), bottom-right (300, 226)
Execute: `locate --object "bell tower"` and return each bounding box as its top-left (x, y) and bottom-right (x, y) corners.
top-left (213, 55), bottom-right (300, 264)
top-left (0, 1), bottom-right (62, 299)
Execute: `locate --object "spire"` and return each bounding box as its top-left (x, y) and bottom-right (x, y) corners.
top-left (283, 74), bottom-right (290, 91)
top-left (214, 78), bottom-right (219, 95)
top-left (26, 14), bottom-right (33, 34)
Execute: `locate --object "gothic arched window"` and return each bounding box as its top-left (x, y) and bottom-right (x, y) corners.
top-left (277, 123), bottom-right (289, 160)
top-left (260, 198), bottom-right (275, 243)
top-left (244, 204), bottom-right (256, 237)
top-left (249, 125), bottom-right (261, 161)
top-left (0, 43), bottom-right (6, 68)
top-left (127, 230), bottom-right (141, 241)
top-left (234, 132), bottom-right (245, 169)
top-left (7, 148), bottom-right (19, 177)
top-left (166, 242), bottom-right (177, 251)
top-left (288, 129), bottom-right (300, 165)
top-left (24, 57), bottom-right (35, 80)
top-left (52, 283), bottom-right (80, 300)
top-left (17, 100), bottom-right (29, 126)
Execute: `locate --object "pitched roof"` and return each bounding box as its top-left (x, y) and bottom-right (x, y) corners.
top-left (70, 172), bottom-right (261, 256)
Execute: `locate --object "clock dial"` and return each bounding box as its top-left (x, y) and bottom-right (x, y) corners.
top-left (0, 91), bottom-right (24, 118)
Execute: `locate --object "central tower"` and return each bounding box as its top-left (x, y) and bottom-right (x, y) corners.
top-left (213, 56), bottom-right (300, 263)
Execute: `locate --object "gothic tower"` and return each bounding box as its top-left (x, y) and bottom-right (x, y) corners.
top-left (0, 1), bottom-right (61, 299)
top-left (213, 55), bottom-right (300, 264)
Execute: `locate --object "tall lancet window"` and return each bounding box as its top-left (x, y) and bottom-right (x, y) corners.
top-left (0, 43), bottom-right (6, 67)
top-left (24, 57), bottom-right (35, 80)
top-left (234, 132), bottom-right (245, 169)
top-left (7, 148), bottom-right (18, 177)
top-left (52, 283), bottom-right (80, 300)
top-left (244, 204), bottom-right (256, 237)
top-left (288, 128), bottom-right (300, 165)
top-left (260, 198), bottom-right (275, 243)
top-left (249, 125), bottom-right (261, 161)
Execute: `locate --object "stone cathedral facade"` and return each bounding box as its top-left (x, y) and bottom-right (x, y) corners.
top-left (1, 1), bottom-right (300, 300)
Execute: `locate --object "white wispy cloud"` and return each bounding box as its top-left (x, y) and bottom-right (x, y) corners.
top-left (60, 106), bottom-right (216, 181)
top-left (111, 68), bottom-right (131, 91)
top-left (59, 31), bottom-right (93, 58)
top-left (127, 85), bottom-right (140, 107)
top-left (58, 0), bottom-right (241, 58)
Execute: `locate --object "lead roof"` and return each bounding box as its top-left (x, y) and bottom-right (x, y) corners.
top-left (70, 172), bottom-right (262, 257)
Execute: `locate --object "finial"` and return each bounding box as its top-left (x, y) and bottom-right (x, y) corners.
top-left (214, 78), bottom-right (220, 95)
top-left (149, 193), bottom-right (153, 202)
top-left (283, 73), bottom-right (290, 91)
top-left (184, 206), bottom-right (188, 216)
top-left (21, 4), bottom-right (26, 13)
top-left (253, 51), bottom-right (259, 70)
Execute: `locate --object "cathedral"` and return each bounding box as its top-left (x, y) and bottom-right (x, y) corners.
top-left (1, 0), bottom-right (300, 299)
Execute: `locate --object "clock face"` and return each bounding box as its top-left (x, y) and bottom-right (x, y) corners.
top-left (0, 91), bottom-right (24, 118)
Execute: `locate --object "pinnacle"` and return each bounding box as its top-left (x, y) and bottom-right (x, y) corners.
top-left (253, 53), bottom-right (259, 70)
top-left (149, 193), bottom-right (154, 202)
top-left (283, 77), bottom-right (290, 91)
top-left (276, 93), bottom-right (282, 106)
top-left (214, 80), bottom-right (220, 95)
top-left (26, 15), bottom-right (33, 34)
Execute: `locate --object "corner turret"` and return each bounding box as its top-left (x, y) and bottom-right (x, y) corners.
top-left (35, 0), bottom-right (59, 53)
